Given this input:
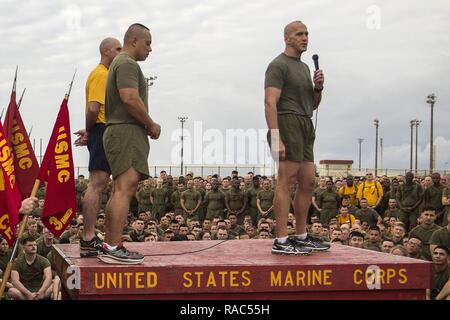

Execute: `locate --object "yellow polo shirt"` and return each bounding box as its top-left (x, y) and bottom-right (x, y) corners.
top-left (85, 64), bottom-right (108, 124)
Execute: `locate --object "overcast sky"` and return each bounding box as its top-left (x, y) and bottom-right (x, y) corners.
top-left (0, 0), bottom-right (449, 176)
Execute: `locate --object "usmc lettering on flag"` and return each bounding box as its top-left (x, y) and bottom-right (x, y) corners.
top-left (38, 98), bottom-right (77, 238)
top-left (0, 124), bottom-right (21, 245)
top-left (55, 126), bottom-right (71, 183)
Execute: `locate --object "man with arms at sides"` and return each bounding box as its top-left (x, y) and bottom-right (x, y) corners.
top-left (422, 173), bottom-right (445, 223)
top-left (338, 175), bottom-right (358, 207)
top-left (204, 179), bottom-right (226, 220)
top-left (256, 179), bottom-right (275, 221)
top-left (265, 21), bottom-right (329, 255)
top-left (356, 172), bottom-right (384, 212)
top-left (396, 171), bottom-right (423, 230)
top-left (102, 23), bottom-right (161, 263)
top-left (74, 37), bottom-right (122, 253)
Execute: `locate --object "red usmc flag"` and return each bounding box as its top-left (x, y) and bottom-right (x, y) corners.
top-left (3, 91), bottom-right (39, 199)
top-left (38, 98), bottom-right (76, 237)
top-left (0, 121), bottom-right (22, 246)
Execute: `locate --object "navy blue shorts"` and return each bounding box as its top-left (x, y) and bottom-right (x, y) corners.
top-left (88, 123), bottom-right (111, 173)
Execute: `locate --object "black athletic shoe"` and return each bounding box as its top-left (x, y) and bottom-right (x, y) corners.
top-left (80, 236), bottom-right (104, 252)
top-left (290, 235), bottom-right (331, 252)
top-left (272, 238), bottom-right (312, 256)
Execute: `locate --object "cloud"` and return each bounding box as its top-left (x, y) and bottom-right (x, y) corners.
top-left (0, 0), bottom-right (448, 176)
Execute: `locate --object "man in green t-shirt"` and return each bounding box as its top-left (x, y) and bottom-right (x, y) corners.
top-left (171, 182), bottom-right (186, 216)
top-left (316, 180), bottom-right (341, 225)
top-left (409, 206), bottom-right (441, 260)
top-left (422, 173), bottom-right (445, 223)
top-left (150, 178), bottom-right (169, 221)
top-left (181, 180), bottom-right (202, 220)
top-left (264, 21), bottom-right (329, 255)
top-left (102, 23), bottom-right (161, 263)
top-left (136, 178), bottom-right (153, 213)
top-left (246, 176), bottom-right (261, 226)
top-left (8, 237), bottom-right (53, 300)
top-left (257, 179), bottom-right (275, 220)
top-left (204, 180), bottom-right (226, 220)
top-left (430, 246), bottom-right (450, 300)
top-left (396, 172), bottom-right (423, 230)
top-left (441, 185), bottom-right (450, 227)
top-left (430, 213), bottom-right (450, 254)
top-left (225, 179), bottom-right (248, 226)
top-left (0, 236), bottom-right (12, 274)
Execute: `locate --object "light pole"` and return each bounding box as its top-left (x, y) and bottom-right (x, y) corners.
top-left (414, 119), bottom-right (422, 174)
top-left (374, 119), bottom-right (379, 176)
top-left (178, 117), bottom-right (188, 175)
top-left (410, 120), bottom-right (414, 170)
top-left (427, 93), bottom-right (436, 173)
top-left (380, 137), bottom-right (383, 172)
top-left (357, 138), bottom-right (364, 170)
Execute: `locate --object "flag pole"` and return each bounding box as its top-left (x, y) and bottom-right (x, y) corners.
top-left (28, 126), bottom-right (33, 138)
top-left (17, 88), bottom-right (26, 110)
top-left (12, 66), bottom-right (18, 93)
top-left (0, 108), bottom-right (4, 121)
top-left (0, 179), bottom-right (40, 298)
top-left (65, 69), bottom-right (77, 101)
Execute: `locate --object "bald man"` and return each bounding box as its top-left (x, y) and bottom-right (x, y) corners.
top-left (265, 21), bottom-right (329, 255)
top-left (74, 37), bottom-right (122, 254)
top-left (102, 23), bottom-right (161, 264)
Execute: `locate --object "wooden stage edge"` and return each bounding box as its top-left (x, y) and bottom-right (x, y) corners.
top-left (51, 240), bottom-right (432, 300)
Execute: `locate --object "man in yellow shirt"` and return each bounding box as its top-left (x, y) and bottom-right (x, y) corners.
top-left (357, 172), bottom-right (384, 210)
top-left (339, 175), bottom-right (358, 207)
top-left (336, 206), bottom-right (356, 226)
top-left (74, 37), bottom-right (122, 252)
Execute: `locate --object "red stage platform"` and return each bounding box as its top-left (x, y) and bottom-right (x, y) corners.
top-left (52, 240), bottom-right (431, 300)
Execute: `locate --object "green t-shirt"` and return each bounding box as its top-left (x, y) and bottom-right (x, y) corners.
top-left (181, 189), bottom-right (201, 210)
top-left (204, 190), bottom-right (226, 212)
top-left (396, 184), bottom-right (423, 207)
top-left (151, 188), bottom-right (169, 205)
top-left (257, 189), bottom-right (274, 211)
top-left (430, 227), bottom-right (450, 250)
top-left (432, 265), bottom-right (450, 300)
top-left (247, 187), bottom-right (261, 209)
top-left (105, 52), bottom-right (148, 125)
top-left (36, 239), bottom-right (58, 260)
top-left (0, 250), bottom-right (12, 272)
top-left (355, 208), bottom-right (380, 225)
top-left (317, 190), bottom-right (340, 210)
top-left (264, 53), bottom-right (314, 117)
top-left (128, 230), bottom-right (146, 242)
top-left (226, 189), bottom-right (246, 211)
top-left (409, 224), bottom-right (441, 260)
top-left (12, 255), bottom-right (51, 292)
top-left (423, 185), bottom-right (444, 212)
top-left (229, 225), bottom-right (246, 237)
top-left (138, 186), bottom-right (153, 206)
top-left (313, 187), bottom-right (327, 200)
top-left (75, 182), bottom-right (88, 199)
top-left (442, 187), bottom-right (450, 226)
top-left (384, 208), bottom-right (404, 219)
top-left (171, 190), bottom-right (183, 211)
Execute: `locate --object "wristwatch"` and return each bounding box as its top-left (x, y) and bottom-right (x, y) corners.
top-left (314, 86), bottom-right (324, 92)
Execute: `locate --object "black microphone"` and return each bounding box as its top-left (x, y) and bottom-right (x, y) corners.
top-left (312, 54), bottom-right (319, 71)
